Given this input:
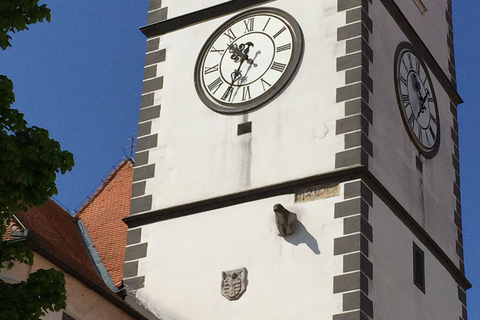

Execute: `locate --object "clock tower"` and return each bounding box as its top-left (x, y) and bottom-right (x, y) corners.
top-left (123, 1), bottom-right (469, 319)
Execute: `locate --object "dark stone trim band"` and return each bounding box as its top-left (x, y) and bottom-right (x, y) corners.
top-left (126, 228), bottom-right (142, 245)
top-left (131, 181), bottom-right (147, 198)
top-left (123, 261), bottom-right (139, 278)
top-left (335, 0), bottom-right (373, 175)
top-left (136, 134), bottom-right (158, 152)
top-left (140, 0), bottom-right (274, 37)
top-left (345, 99), bottom-right (372, 122)
top-left (135, 151), bottom-right (149, 167)
top-left (137, 122), bottom-right (152, 138)
top-left (124, 276), bottom-right (145, 291)
top-left (130, 195), bottom-right (153, 215)
top-left (124, 243), bottom-right (148, 261)
top-left (140, 93), bottom-right (154, 109)
top-left (333, 310), bottom-right (369, 320)
top-left (147, 7), bottom-right (168, 25)
top-left (334, 197), bottom-right (369, 219)
top-left (145, 49), bottom-right (166, 66)
top-left (337, 0), bottom-right (371, 12)
top-left (132, 164), bottom-right (155, 182)
top-left (336, 114), bottom-right (369, 135)
top-left (333, 271), bottom-right (369, 294)
top-left (148, 0), bottom-right (162, 12)
top-left (123, 166), bottom-right (471, 290)
top-left (146, 38), bottom-right (160, 53)
top-left (343, 291), bottom-right (373, 318)
top-left (333, 179), bottom-right (373, 319)
top-left (344, 252), bottom-right (373, 279)
top-left (335, 147), bottom-right (369, 169)
top-left (139, 105), bottom-right (161, 123)
top-left (344, 131), bottom-right (373, 156)
top-left (450, 97), bottom-right (464, 275)
top-left (334, 233), bottom-right (369, 256)
top-left (142, 77), bottom-right (163, 94)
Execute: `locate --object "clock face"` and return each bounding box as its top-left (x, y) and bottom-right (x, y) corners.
top-left (194, 8), bottom-right (304, 114)
top-left (394, 43), bottom-right (440, 158)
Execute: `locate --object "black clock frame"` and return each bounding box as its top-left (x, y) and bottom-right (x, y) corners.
top-left (194, 7), bottom-right (304, 114)
top-left (394, 42), bottom-right (440, 158)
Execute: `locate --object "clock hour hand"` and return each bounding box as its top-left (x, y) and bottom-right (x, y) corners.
top-left (412, 73), bottom-right (422, 95)
top-left (226, 42), bottom-right (255, 88)
top-left (229, 42), bottom-right (254, 65)
top-left (417, 89), bottom-right (430, 117)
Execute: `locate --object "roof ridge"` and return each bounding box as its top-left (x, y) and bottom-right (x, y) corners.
top-left (74, 158), bottom-right (133, 218)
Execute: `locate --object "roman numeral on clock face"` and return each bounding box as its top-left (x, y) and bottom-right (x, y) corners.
top-left (429, 112), bottom-right (437, 125)
top-left (425, 130), bottom-right (432, 146)
top-left (210, 47), bottom-right (224, 55)
top-left (428, 126), bottom-right (436, 141)
top-left (261, 78), bottom-right (272, 91)
top-left (221, 86), bottom-right (234, 101)
top-left (262, 17), bottom-right (271, 31)
top-left (242, 86), bottom-right (251, 101)
top-left (415, 59), bottom-right (421, 74)
top-left (417, 126), bottom-right (423, 144)
top-left (276, 43), bottom-right (292, 53)
top-left (273, 26), bottom-right (286, 39)
top-left (204, 64), bottom-right (219, 75)
top-left (408, 112), bottom-right (416, 127)
top-left (243, 18), bottom-right (254, 33)
top-left (407, 53), bottom-right (413, 69)
top-left (224, 28), bottom-right (237, 43)
top-left (208, 77), bottom-right (223, 94)
top-left (271, 62), bottom-right (286, 73)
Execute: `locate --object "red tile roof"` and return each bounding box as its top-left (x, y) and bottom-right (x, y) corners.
top-left (8, 195), bottom-right (148, 319)
top-left (75, 159), bottom-right (134, 288)
top-left (15, 200), bottom-right (102, 284)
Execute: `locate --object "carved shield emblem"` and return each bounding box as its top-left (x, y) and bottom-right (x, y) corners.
top-left (221, 268), bottom-right (247, 300)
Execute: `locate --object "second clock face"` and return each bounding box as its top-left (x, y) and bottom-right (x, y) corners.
top-left (394, 43), bottom-right (440, 158)
top-left (194, 8), bottom-right (304, 114)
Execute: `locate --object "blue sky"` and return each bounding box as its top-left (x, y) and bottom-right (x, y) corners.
top-left (3, 1), bottom-right (479, 316)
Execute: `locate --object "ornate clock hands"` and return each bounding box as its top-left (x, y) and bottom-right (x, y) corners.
top-left (410, 72), bottom-right (429, 118)
top-left (222, 42), bottom-right (255, 102)
top-left (228, 42), bottom-right (254, 87)
top-left (229, 42), bottom-right (254, 64)
top-left (417, 88), bottom-right (430, 117)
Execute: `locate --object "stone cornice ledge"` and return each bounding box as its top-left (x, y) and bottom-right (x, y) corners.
top-left (140, 0), bottom-right (274, 37)
top-left (123, 165), bottom-right (470, 291)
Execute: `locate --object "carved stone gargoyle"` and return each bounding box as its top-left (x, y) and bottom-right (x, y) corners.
top-left (273, 203), bottom-right (297, 237)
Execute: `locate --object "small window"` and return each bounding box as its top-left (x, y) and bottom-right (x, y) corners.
top-left (413, 242), bottom-right (426, 293)
top-left (413, 0), bottom-right (427, 14)
top-left (237, 121), bottom-right (252, 135)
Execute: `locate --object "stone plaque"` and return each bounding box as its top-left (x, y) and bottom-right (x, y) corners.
top-left (294, 184), bottom-right (340, 203)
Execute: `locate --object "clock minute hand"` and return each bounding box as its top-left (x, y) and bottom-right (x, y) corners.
top-left (417, 89), bottom-right (430, 118)
top-left (227, 42), bottom-right (254, 86)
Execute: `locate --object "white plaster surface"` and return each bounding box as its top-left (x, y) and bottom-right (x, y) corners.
top-left (145, 0), bottom-right (346, 210)
top-left (137, 192), bottom-right (344, 320)
top-left (370, 197), bottom-right (462, 320)
top-left (368, 1), bottom-right (458, 265)
top-left (134, 1), bottom-right (463, 318)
